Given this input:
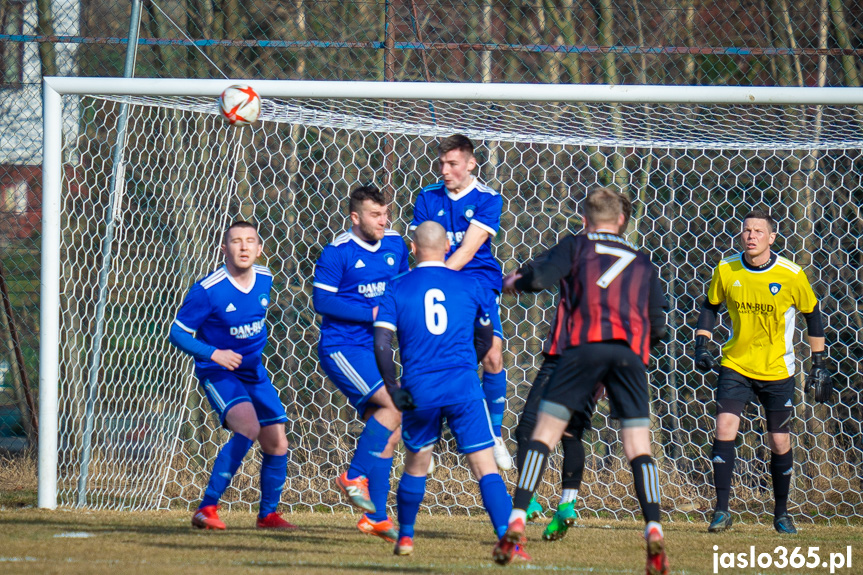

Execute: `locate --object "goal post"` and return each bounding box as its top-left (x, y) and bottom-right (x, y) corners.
top-left (40, 77), bottom-right (863, 522)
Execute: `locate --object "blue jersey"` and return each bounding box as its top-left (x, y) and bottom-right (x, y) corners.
top-left (313, 229), bottom-right (409, 354)
top-left (173, 265), bottom-right (273, 381)
top-left (410, 177), bottom-right (503, 291)
top-left (374, 262), bottom-right (491, 408)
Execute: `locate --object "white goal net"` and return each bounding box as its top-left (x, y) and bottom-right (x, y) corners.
top-left (42, 79), bottom-right (863, 524)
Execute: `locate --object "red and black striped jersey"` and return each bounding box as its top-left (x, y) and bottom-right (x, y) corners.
top-left (517, 231), bottom-right (667, 364)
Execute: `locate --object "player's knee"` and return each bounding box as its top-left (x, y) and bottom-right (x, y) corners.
top-left (767, 431), bottom-right (791, 454)
top-left (467, 448), bottom-right (499, 478)
top-left (386, 426), bottom-right (402, 448)
top-left (234, 422), bottom-right (260, 442)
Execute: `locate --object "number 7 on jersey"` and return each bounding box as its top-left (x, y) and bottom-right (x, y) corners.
top-left (594, 244), bottom-right (637, 288)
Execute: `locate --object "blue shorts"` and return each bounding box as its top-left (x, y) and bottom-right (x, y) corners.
top-left (319, 346), bottom-right (384, 416)
top-left (484, 289), bottom-right (503, 339)
top-left (402, 398), bottom-right (495, 455)
top-left (198, 369), bottom-right (288, 429)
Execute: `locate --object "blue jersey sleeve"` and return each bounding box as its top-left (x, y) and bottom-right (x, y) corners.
top-left (313, 286), bottom-right (374, 323)
top-left (312, 244), bottom-right (343, 294)
top-left (470, 192), bottom-right (502, 236)
top-left (409, 192), bottom-right (430, 230)
top-left (171, 283), bottom-right (217, 360)
top-left (373, 282), bottom-right (398, 332)
top-left (169, 323), bottom-right (216, 361)
top-left (174, 283), bottom-right (212, 333)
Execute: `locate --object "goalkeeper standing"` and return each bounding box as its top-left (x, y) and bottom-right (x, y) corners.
top-left (693, 209), bottom-right (833, 535)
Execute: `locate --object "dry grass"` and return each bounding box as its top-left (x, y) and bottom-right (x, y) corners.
top-left (1, 507), bottom-right (862, 575)
top-left (0, 451), bottom-right (37, 507)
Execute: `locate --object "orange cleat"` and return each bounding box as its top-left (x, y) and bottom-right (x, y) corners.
top-left (334, 471), bottom-right (375, 513)
top-left (357, 514), bottom-right (398, 543)
top-left (192, 505), bottom-right (226, 530)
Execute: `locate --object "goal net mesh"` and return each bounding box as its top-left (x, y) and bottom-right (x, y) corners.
top-left (55, 91), bottom-right (863, 523)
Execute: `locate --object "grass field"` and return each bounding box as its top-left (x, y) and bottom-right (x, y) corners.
top-left (2, 455), bottom-right (860, 575)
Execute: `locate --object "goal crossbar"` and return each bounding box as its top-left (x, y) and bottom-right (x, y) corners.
top-left (39, 77), bottom-right (863, 511)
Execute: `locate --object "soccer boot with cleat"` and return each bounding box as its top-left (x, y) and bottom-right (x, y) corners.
top-left (645, 523), bottom-right (670, 575)
top-left (493, 436), bottom-right (513, 471)
top-left (773, 513), bottom-right (797, 534)
top-left (394, 535), bottom-right (414, 556)
top-left (707, 510), bottom-right (733, 533)
top-left (525, 495), bottom-right (544, 521)
top-left (357, 514), bottom-right (399, 543)
top-left (191, 504), bottom-right (226, 530)
top-left (256, 511), bottom-right (299, 530)
top-left (492, 517), bottom-right (527, 565)
top-left (542, 501), bottom-right (578, 541)
top-left (334, 471), bottom-right (376, 513)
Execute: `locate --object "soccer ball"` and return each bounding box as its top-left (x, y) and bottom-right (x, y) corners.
top-left (219, 84), bottom-right (261, 126)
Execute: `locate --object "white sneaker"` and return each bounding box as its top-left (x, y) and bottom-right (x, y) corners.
top-left (493, 436), bottom-right (513, 470)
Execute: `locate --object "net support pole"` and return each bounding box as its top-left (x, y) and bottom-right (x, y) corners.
top-left (76, 0), bottom-right (143, 507)
top-left (38, 80), bottom-right (62, 510)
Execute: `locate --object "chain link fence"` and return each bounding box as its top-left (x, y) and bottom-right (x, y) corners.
top-left (2, 0), bottom-right (863, 469)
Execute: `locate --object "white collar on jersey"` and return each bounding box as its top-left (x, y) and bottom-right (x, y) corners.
top-left (223, 265), bottom-right (257, 294)
top-left (349, 229), bottom-right (382, 252)
top-left (445, 176), bottom-right (478, 202)
top-left (415, 261), bottom-right (447, 268)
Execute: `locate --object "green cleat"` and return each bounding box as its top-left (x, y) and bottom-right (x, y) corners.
top-left (542, 501), bottom-right (577, 541)
top-left (526, 495), bottom-right (544, 521)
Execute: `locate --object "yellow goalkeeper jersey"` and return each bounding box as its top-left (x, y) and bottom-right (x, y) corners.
top-left (706, 253), bottom-right (818, 380)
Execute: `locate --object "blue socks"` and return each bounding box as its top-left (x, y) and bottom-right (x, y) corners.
top-left (482, 370), bottom-right (507, 437)
top-left (348, 415), bottom-right (392, 480)
top-left (366, 456), bottom-right (394, 522)
top-left (479, 473), bottom-right (513, 538)
top-left (396, 472), bottom-right (427, 538)
top-left (201, 433), bottom-right (254, 508)
top-left (258, 452), bottom-right (287, 518)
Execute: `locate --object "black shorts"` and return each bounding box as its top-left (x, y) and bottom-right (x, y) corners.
top-left (542, 342), bottom-right (649, 423)
top-left (716, 366), bottom-right (796, 412)
top-left (519, 354), bottom-right (594, 435)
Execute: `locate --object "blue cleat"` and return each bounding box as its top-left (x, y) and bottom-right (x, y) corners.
top-left (708, 510), bottom-right (733, 533)
top-left (774, 513), bottom-right (797, 534)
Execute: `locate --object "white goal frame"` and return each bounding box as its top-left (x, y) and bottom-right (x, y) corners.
top-left (39, 76), bottom-right (863, 509)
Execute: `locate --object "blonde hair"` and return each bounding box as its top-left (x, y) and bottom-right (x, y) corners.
top-left (583, 187), bottom-right (623, 226)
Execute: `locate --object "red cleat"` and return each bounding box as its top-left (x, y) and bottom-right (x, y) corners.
top-left (256, 511), bottom-right (299, 530)
top-left (192, 505), bottom-right (226, 530)
top-left (645, 524), bottom-right (670, 575)
top-left (394, 535), bottom-right (414, 556)
top-left (492, 518), bottom-right (528, 565)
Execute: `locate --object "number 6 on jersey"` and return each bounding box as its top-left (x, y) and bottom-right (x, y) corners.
top-left (424, 289), bottom-right (448, 334)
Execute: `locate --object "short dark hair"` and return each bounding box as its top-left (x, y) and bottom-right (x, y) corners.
top-left (348, 184), bottom-right (386, 215)
top-left (438, 134), bottom-right (474, 157)
top-left (583, 186), bottom-right (623, 226)
top-left (222, 220), bottom-right (260, 244)
top-left (742, 209), bottom-right (776, 233)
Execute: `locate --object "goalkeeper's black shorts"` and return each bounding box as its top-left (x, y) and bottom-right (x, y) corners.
top-left (716, 366), bottom-right (795, 413)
